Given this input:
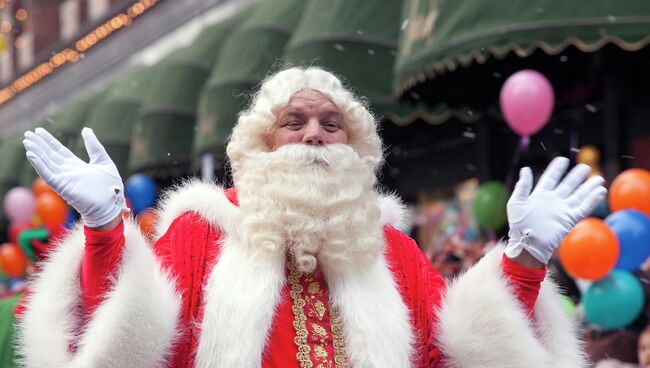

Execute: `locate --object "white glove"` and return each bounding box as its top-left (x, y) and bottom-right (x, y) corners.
top-left (23, 127), bottom-right (127, 228)
top-left (505, 156), bottom-right (607, 264)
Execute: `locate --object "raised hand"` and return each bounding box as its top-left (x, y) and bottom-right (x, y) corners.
top-left (505, 156), bottom-right (607, 265)
top-left (23, 127), bottom-right (127, 228)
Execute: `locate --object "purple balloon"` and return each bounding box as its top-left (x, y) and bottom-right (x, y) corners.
top-left (3, 187), bottom-right (36, 223)
top-left (500, 70), bottom-right (555, 137)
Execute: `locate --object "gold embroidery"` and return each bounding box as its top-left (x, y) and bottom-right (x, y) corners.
top-left (312, 323), bottom-right (328, 338)
top-left (314, 345), bottom-right (328, 358)
top-left (330, 306), bottom-right (349, 367)
top-left (314, 300), bottom-right (326, 320)
top-left (308, 281), bottom-right (321, 294)
top-left (289, 256), bottom-right (347, 368)
top-left (288, 259), bottom-right (312, 368)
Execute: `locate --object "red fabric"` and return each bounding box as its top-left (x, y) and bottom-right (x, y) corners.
top-left (153, 216), bottom-right (449, 368)
top-left (82, 221), bottom-right (126, 317)
top-left (264, 276), bottom-right (300, 368)
top-left (384, 226), bottom-right (447, 367)
top-left (152, 212), bottom-right (222, 368)
top-left (501, 254), bottom-right (547, 319)
top-left (265, 268), bottom-right (337, 367)
top-left (223, 187), bottom-right (238, 206)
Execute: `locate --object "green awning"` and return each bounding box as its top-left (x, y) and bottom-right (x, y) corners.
top-left (193, 0), bottom-right (304, 159)
top-left (129, 14), bottom-right (246, 174)
top-left (45, 95), bottom-right (100, 157)
top-left (18, 94), bottom-right (99, 187)
top-left (395, 0), bottom-right (650, 94)
top-left (282, 0), bottom-right (460, 127)
top-left (84, 67), bottom-right (156, 175)
top-left (284, 0), bottom-right (402, 112)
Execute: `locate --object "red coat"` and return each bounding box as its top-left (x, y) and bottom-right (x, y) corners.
top-left (148, 188), bottom-right (446, 367)
top-left (75, 188), bottom-right (541, 367)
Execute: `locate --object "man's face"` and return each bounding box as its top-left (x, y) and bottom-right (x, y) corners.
top-left (639, 331), bottom-right (650, 367)
top-left (268, 90), bottom-right (348, 150)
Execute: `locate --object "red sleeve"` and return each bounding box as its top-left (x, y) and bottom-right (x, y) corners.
top-left (81, 221), bottom-right (126, 317)
top-left (501, 254), bottom-right (546, 319)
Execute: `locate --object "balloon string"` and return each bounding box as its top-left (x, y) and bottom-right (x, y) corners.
top-left (492, 136), bottom-right (530, 235)
top-left (505, 136), bottom-right (530, 190)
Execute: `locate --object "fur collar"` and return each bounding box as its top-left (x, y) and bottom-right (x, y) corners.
top-left (154, 179), bottom-right (409, 238)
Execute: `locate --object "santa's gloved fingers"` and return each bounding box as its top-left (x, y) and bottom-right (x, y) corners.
top-left (510, 167), bottom-right (533, 202)
top-left (555, 163), bottom-right (591, 198)
top-left (26, 152), bottom-right (57, 184)
top-left (24, 131), bottom-right (66, 165)
top-left (23, 137), bottom-right (63, 167)
top-left (567, 175), bottom-right (606, 207)
top-left (536, 157), bottom-right (570, 191)
top-left (34, 127), bottom-right (75, 159)
top-left (81, 127), bottom-right (112, 165)
top-left (576, 186), bottom-right (608, 218)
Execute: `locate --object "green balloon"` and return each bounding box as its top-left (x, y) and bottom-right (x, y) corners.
top-left (473, 181), bottom-right (510, 230)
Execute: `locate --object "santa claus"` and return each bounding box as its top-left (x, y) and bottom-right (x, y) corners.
top-left (18, 67), bottom-right (605, 368)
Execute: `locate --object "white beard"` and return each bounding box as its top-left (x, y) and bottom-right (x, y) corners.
top-left (234, 144), bottom-right (385, 273)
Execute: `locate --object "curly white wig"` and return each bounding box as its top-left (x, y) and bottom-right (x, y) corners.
top-left (226, 66), bottom-right (383, 178)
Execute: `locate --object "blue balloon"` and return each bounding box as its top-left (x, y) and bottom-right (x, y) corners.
top-left (8, 277), bottom-right (26, 293)
top-left (64, 208), bottom-right (79, 230)
top-left (583, 270), bottom-right (644, 330)
top-left (605, 210), bottom-right (650, 271)
top-left (125, 174), bottom-right (157, 214)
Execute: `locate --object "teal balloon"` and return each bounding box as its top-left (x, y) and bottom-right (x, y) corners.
top-left (473, 181), bottom-right (510, 230)
top-left (583, 270), bottom-right (644, 330)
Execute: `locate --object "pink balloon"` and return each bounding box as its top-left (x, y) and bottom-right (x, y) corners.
top-left (3, 187), bottom-right (36, 223)
top-left (500, 70), bottom-right (555, 136)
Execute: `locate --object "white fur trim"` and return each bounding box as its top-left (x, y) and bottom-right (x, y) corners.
top-left (154, 179), bottom-right (240, 240)
top-left (324, 253), bottom-right (415, 367)
top-left (437, 244), bottom-right (588, 368)
top-left (17, 220), bottom-right (181, 368)
top-left (378, 193), bottom-right (409, 231)
top-left (194, 234), bottom-right (287, 368)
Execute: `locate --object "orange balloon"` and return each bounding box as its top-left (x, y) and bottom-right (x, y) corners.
top-left (0, 243), bottom-right (27, 277)
top-left (559, 218), bottom-right (619, 280)
top-left (137, 208), bottom-right (158, 240)
top-left (32, 177), bottom-right (56, 198)
top-left (36, 192), bottom-right (68, 228)
top-left (609, 169), bottom-right (650, 217)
